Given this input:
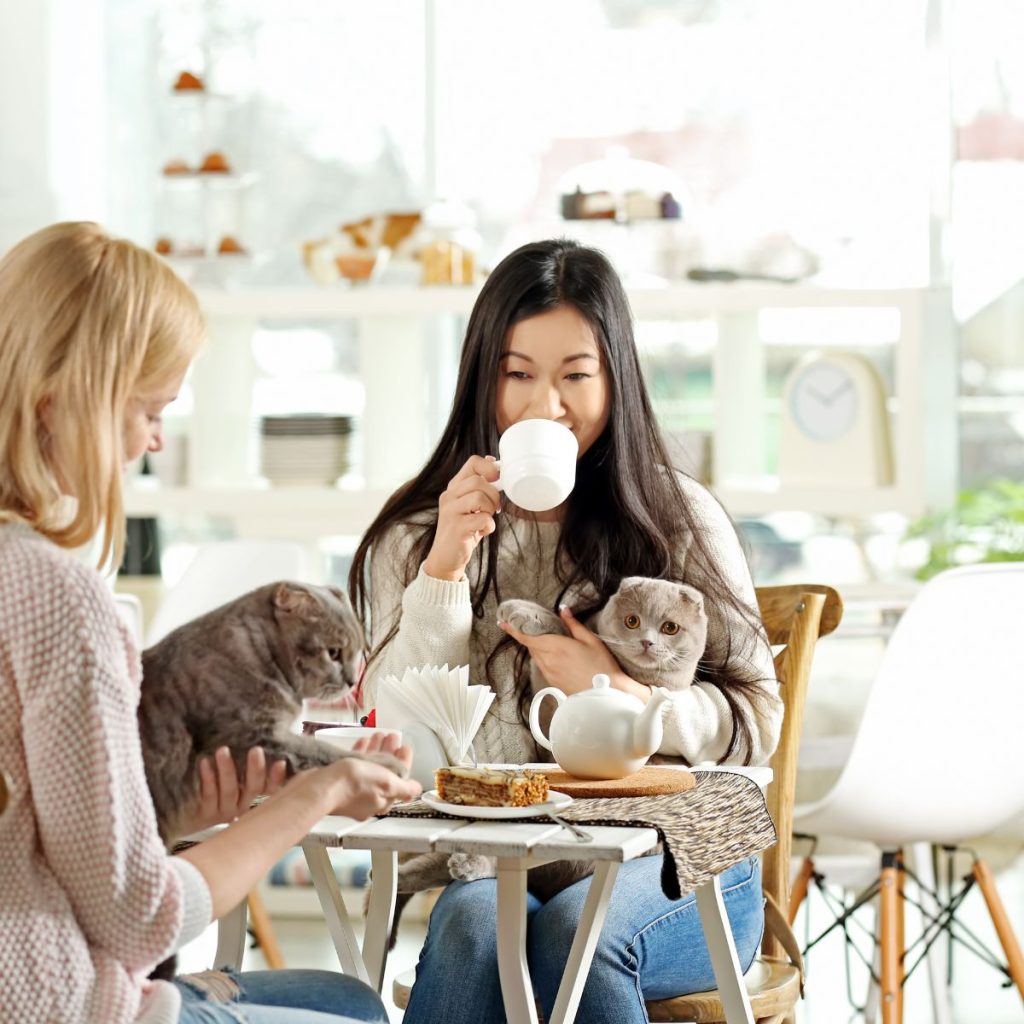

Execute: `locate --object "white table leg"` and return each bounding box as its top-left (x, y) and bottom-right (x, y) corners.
top-left (214, 899), bottom-right (247, 970)
top-left (361, 849), bottom-right (397, 993)
top-left (549, 861), bottom-right (620, 1024)
top-left (496, 858), bottom-right (540, 1024)
top-left (302, 841), bottom-right (370, 984)
top-left (695, 874), bottom-right (755, 1024)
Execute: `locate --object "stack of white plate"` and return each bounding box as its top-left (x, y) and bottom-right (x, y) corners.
top-left (259, 415), bottom-right (354, 486)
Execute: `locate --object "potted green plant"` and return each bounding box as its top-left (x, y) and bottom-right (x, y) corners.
top-left (904, 478), bottom-right (1024, 580)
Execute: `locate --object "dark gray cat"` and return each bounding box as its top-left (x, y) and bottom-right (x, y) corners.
top-left (138, 580), bottom-right (407, 844)
top-left (385, 577), bottom-right (707, 939)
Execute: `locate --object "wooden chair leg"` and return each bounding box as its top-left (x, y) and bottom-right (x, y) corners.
top-left (896, 851), bottom-right (906, 1023)
top-left (246, 888), bottom-right (285, 969)
top-left (878, 852), bottom-right (904, 1024)
top-left (972, 859), bottom-right (1024, 1002)
top-left (788, 856), bottom-right (815, 924)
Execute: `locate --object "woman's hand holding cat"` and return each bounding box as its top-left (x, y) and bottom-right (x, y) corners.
top-left (321, 732), bottom-right (421, 818)
top-left (190, 746), bottom-right (289, 831)
top-left (423, 455), bottom-right (501, 582)
top-left (500, 606), bottom-right (621, 695)
top-left (180, 734), bottom-right (420, 921)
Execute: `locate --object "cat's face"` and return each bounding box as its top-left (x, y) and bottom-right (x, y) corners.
top-left (595, 577), bottom-right (707, 679)
top-left (272, 583), bottom-right (365, 700)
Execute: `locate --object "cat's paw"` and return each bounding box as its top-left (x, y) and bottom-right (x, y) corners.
top-left (349, 749), bottom-right (411, 779)
top-left (447, 852), bottom-right (495, 882)
top-left (498, 599), bottom-right (565, 637)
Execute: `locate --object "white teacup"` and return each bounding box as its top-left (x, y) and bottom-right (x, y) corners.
top-left (315, 726), bottom-right (403, 751)
top-left (494, 419), bottom-right (578, 512)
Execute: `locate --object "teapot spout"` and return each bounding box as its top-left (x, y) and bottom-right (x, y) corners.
top-left (631, 687), bottom-right (671, 759)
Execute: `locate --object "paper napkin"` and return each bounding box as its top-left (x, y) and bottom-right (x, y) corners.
top-left (375, 664), bottom-right (494, 765)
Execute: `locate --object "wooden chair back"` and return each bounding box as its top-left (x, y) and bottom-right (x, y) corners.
top-left (755, 584), bottom-right (842, 957)
top-left (646, 584), bottom-right (843, 1023)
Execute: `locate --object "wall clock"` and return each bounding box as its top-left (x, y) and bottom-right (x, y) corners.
top-left (778, 352), bottom-right (894, 488)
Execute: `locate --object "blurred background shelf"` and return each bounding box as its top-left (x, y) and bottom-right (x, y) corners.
top-left (193, 281), bottom-right (938, 319)
top-left (124, 484), bottom-right (392, 536)
top-left (175, 282), bottom-right (953, 530)
top-left (124, 481), bottom-right (915, 528)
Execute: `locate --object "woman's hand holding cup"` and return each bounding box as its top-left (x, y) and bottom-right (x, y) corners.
top-left (423, 455), bottom-right (501, 582)
top-left (422, 421), bottom-right (578, 582)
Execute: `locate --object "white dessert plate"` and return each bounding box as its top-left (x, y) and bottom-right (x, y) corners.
top-left (421, 789), bottom-right (573, 820)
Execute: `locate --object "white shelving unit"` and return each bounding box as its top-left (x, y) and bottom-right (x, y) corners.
top-left (124, 281), bottom-right (957, 535)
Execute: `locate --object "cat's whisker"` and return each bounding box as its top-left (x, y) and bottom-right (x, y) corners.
top-left (665, 649), bottom-right (695, 665)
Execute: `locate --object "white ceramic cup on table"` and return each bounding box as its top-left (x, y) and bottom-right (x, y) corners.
top-left (494, 419), bottom-right (578, 512)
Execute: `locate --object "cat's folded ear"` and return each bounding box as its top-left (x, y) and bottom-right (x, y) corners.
top-left (273, 582), bottom-right (319, 615)
top-left (618, 576), bottom-right (648, 592)
top-left (677, 583), bottom-right (704, 608)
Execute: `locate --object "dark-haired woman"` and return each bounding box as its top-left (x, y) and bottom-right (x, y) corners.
top-left (350, 239), bottom-right (780, 1024)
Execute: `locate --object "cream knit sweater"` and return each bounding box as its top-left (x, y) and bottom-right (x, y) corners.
top-left (0, 523), bottom-right (211, 1024)
top-left (363, 475), bottom-right (781, 768)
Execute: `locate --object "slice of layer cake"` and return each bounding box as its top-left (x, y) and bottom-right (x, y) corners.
top-left (435, 766), bottom-right (549, 808)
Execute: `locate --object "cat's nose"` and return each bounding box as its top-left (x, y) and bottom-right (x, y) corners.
top-left (640, 639), bottom-right (653, 652)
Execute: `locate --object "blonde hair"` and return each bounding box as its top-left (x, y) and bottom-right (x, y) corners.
top-left (0, 222), bottom-right (205, 567)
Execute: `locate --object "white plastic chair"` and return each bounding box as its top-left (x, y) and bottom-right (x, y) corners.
top-left (145, 540), bottom-right (310, 644)
top-left (113, 592), bottom-right (145, 649)
top-left (792, 562), bottom-right (1024, 1023)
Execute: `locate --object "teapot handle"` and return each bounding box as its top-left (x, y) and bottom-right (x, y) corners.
top-left (529, 687), bottom-right (565, 752)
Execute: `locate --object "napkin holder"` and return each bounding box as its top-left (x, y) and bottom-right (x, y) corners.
top-left (398, 720), bottom-right (450, 791)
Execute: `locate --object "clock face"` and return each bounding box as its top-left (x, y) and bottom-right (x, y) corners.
top-left (789, 361), bottom-right (859, 442)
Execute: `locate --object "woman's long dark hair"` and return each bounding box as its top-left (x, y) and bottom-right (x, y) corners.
top-left (349, 238), bottom-right (770, 762)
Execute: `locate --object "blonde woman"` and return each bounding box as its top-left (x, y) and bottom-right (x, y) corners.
top-left (0, 223), bottom-right (420, 1024)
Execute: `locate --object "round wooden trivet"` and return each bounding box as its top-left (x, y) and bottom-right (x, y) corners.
top-left (540, 765), bottom-right (696, 798)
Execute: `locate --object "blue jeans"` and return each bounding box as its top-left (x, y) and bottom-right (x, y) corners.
top-left (174, 968), bottom-right (388, 1023)
top-left (404, 854), bottom-right (764, 1024)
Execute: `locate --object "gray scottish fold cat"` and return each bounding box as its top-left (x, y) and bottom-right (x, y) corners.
top-left (499, 575), bottom-right (708, 695)
top-left (138, 580), bottom-right (408, 844)
top-left (385, 577), bottom-right (707, 942)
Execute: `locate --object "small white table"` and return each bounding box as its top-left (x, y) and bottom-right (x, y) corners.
top-left (298, 766), bottom-right (771, 1024)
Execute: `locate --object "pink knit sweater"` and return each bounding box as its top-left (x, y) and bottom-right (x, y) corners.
top-left (0, 523), bottom-right (212, 1024)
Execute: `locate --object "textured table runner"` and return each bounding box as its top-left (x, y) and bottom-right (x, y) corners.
top-left (388, 770), bottom-right (776, 900)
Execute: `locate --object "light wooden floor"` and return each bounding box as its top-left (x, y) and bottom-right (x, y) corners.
top-left (179, 851), bottom-right (1024, 1023)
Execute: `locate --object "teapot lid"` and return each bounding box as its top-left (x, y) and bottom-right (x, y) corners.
top-left (574, 673), bottom-right (630, 699)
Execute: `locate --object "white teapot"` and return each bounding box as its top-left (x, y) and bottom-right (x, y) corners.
top-left (529, 673), bottom-right (672, 780)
